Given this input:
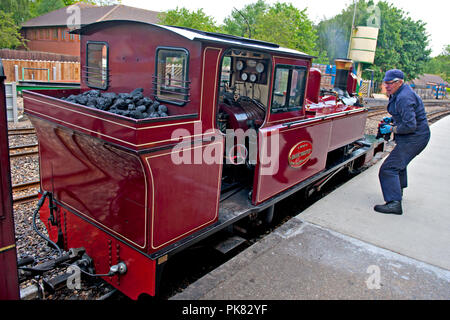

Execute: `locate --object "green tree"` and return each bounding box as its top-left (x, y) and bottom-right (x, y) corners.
top-left (0, 0), bottom-right (33, 24)
top-left (0, 10), bottom-right (27, 49)
top-left (253, 3), bottom-right (319, 55)
top-left (424, 45), bottom-right (450, 82)
top-left (31, 0), bottom-right (66, 17)
top-left (158, 7), bottom-right (219, 33)
top-left (223, 1), bottom-right (323, 57)
top-left (373, 1), bottom-right (430, 81)
top-left (222, 0), bottom-right (268, 38)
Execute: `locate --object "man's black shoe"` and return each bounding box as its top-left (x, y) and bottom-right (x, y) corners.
top-left (374, 201), bottom-right (403, 215)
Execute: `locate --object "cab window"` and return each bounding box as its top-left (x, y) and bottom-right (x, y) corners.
top-left (86, 42), bottom-right (109, 90)
top-left (271, 65), bottom-right (307, 113)
top-left (154, 47), bottom-right (190, 105)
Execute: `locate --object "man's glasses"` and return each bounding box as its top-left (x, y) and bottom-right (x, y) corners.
top-left (384, 79), bottom-right (401, 85)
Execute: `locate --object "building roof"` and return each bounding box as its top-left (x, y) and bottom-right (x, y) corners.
top-left (410, 74), bottom-right (448, 87)
top-left (21, 4), bottom-right (161, 28)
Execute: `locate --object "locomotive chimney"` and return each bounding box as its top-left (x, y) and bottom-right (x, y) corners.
top-left (334, 58), bottom-right (353, 93)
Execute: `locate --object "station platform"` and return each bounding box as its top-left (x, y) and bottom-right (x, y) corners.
top-left (172, 115), bottom-right (450, 300)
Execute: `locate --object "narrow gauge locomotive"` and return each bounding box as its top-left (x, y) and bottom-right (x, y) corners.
top-left (22, 20), bottom-right (383, 299)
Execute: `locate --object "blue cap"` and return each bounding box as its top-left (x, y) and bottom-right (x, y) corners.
top-left (383, 69), bottom-right (404, 82)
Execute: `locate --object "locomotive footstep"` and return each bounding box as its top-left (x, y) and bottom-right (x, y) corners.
top-left (213, 235), bottom-right (247, 254)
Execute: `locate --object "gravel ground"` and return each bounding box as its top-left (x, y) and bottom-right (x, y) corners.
top-left (7, 97), bottom-right (450, 300)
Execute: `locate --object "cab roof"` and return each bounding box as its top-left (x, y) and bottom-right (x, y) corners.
top-left (72, 20), bottom-right (316, 60)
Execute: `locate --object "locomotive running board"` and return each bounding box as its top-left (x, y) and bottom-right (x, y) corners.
top-left (149, 135), bottom-right (384, 260)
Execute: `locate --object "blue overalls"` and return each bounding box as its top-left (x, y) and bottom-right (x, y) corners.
top-left (379, 84), bottom-right (430, 202)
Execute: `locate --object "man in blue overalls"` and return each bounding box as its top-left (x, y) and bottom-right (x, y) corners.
top-left (374, 69), bottom-right (430, 215)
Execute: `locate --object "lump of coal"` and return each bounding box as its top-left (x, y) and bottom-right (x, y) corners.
top-left (96, 97), bottom-right (112, 110)
top-left (87, 96), bottom-right (97, 106)
top-left (146, 105), bottom-right (156, 114)
top-left (158, 105), bottom-right (168, 113)
top-left (75, 95), bottom-right (88, 105)
top-left (101, 92), bottom-right (117, 100)
top-left (84, 89), bottom-right (100, 97)
top-left (132, 93), bottom-right (144, 102)
top-left (136, 105), bottom-right (147, 113)
top-left (142, 97), bottom-right (153, 106)
top-left (66, 94), bottom-right (77, 102)
top-left (129, 110), bottom-right (144, 119)
top-left (118, 93), bottom-right (131, 100)
top-left (111, 98), bottom-right (126, 110)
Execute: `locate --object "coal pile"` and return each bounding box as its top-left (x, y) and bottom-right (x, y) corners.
top-left (61, 88), bottom-right (169, 120)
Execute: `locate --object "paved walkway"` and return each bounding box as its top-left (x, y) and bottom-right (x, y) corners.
top-left (172, 115), bottom-right (450, 300)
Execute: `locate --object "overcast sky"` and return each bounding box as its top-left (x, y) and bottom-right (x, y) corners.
top-left (121, 0), bottom-right (448, 57)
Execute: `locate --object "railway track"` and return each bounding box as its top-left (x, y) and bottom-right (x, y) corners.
top-left (9, 143), bottom-right (39, 158)
top-left (12, 180), bottom-right (40, 204)
top-left (368, 103), bottom-right (450, 122)
top-left (8, 127), bottom-right (36, 135)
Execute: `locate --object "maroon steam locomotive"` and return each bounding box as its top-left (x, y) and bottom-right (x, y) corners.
top-left (8, 20), bottom-right (384, 299)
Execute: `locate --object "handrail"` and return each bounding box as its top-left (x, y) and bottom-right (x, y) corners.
top-left (283, 107), bottom-right (368, 128)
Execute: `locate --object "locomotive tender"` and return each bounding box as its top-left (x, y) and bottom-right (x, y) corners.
top-left (22, 20), bottom-right (383, 299)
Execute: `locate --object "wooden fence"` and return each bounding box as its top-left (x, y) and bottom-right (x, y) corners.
top-left (1, 59), bottom-right (80, 82)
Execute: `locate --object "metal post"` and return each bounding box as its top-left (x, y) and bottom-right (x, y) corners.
top-left (347, 0), bottom-right (358, 59)
top-left (12, 82), bottom-right (18, 123)
top-left (14, 65), bottom-right (19, 82)
top-left (0, 57), bottom-right (20, 300)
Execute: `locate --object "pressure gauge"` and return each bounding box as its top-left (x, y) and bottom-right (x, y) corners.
top-left (249, 74), bottom-right (257, 82)
top-left (256, 62), bottom-right (265, 73)
top-left (241, 72), bottom-right (248, 81)
top-left (236, 60), bottom-right (245, 71)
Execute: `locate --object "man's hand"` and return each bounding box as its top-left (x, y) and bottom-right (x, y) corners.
top-left (380, 124), bottom-right (393, 134)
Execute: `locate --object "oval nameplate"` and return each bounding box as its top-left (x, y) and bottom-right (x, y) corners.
top-left (288, 141), bottom-right (313, 168)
